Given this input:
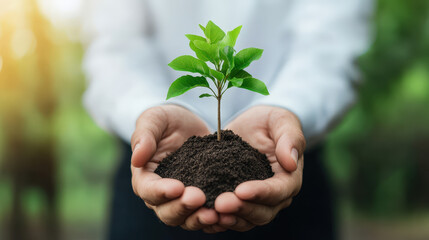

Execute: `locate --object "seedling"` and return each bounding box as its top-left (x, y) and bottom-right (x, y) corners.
top-left (167, 21), bottom-right (269, 141)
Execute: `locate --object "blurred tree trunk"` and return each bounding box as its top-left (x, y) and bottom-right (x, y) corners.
top-left (0, 0), bottom-right (58, 239)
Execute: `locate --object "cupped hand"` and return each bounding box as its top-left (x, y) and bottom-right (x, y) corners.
top-left (214, 106), bottom-right (306, 232)
top-left (131, 105), bottom-right (219, 231)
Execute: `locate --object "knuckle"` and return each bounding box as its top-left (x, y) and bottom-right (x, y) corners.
top-left (174, 202), bottom-right (191, 217)
top-left (298, 132), bottom-right (306, 153)
top-left (141, 106), bottom-right (160, 117)
top-left (290, 128), bottom-right (306, 154)
top-left (185, 218), bottom-right (202, 231)
top-left (142, 106), bottom-right (166, 123)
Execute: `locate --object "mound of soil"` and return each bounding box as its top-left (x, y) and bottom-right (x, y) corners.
top-left (154, 130), bottom-right (274, 208)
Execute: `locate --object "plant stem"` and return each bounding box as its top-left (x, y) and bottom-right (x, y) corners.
top-left (217, 85), bottom-right (221, 141)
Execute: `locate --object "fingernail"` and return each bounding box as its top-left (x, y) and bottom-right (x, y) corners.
top-left (133, 143), bottom-right (141, 152)
top-left (291, 148), bottom-right (298, 164)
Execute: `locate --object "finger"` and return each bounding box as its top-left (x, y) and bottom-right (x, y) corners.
top-left (275, 134), bottom-right (304, 172)
top-left (131, 132), bottom-right (158, 168)
top-left (215, 192), bottom-right (275, 226)
top-left (234, 173), bottom-right (301, 205)
top-left (215, 192), bottom-right (241, 213)
top-left (155, 186), bottom-right (206, 226)
top-left (230, 199), bottom-right (294, 227)
top-left (181, 208), bottom-right (218, 231)
top-left (225, 216), bottom-right (255, 232)
top-left (131, 107), bottom-right (169, 167)
top-left (132, 166), bottom-right (184, 205)
top-left (268, 109), bottom-right (306, 172)
top-left (218, 214), bottom-right (237, 227)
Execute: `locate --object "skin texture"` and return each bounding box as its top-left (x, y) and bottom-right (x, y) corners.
top-left (131, 105), bottom-right (305, 233)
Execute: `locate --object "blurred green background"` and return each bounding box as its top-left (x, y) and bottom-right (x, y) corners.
top-left (0, 0), bottom-right (428, 239)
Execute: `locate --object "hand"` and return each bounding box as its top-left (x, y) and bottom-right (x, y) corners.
top-left (214, 106), bottom-right (306, 232)
top-left (131, 105), bottom-right (220, 232)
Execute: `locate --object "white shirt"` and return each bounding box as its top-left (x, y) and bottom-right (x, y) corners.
top-left (82, 0), bottom-right (372, 146)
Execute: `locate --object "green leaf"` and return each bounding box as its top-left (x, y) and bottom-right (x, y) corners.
top-left (185, 34), bottom-right (206, 42)
top-left (210, 68), bottom-right (224, 81)
top-left (221, 46), bottom-right (235, 62)
top-left (220, 25), bottom-right (242, 48)
top-left (204, 21), bottom-right (225, 44)
top-left (237, 78), bottom-right (269, 95)
top-left (228, 78), bottom-right (243, 87)
top-left (189, 41), bottom-right (210, 62)
top-left (168, 55), bottom-right (210, 76)
top-left (199, 93), bottom-right (213, 98)
top-left (220, 46), bottom-right (235, 75)
top-left (199, 24), bottom-right (206, 33)
top-left (234, 48), bottom-right (263, 70)
top-left (231, 69), bottom-right (252, 79)
top-left (193, 40), bottom-right (219, 63)
top-left (221, 61), bottom-right (229, 75)
top-left (166, 75), bottom-right (210, 100)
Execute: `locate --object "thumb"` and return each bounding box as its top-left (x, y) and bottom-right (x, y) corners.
top-left (131, 108), bottom-right (168, 167)
top-left (131, 132), bottom-right (157, 168)
top-left (275, 133), bottom-right (305, 172)
top-left (269, 109), bottom-right (306, 172)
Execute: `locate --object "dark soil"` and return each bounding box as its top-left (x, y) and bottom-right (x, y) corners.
top-left (154, 130), bottom-right (274, 208)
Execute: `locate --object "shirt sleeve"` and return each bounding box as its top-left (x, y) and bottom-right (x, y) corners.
top-left (81, 0), bottom-right (197, 142)
top-left (252, 0), bottom-right (373, 145)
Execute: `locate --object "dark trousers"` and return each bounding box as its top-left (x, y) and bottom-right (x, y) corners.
top-left (108, 142), bottom-right (336, 240)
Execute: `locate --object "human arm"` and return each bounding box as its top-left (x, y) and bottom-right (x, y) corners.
top-left (81, 0), bottom-right (196, 142)
top-left (252, 0), bottom-right (373, 145)
top-left (82, 0), bottom-right (215, 230)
